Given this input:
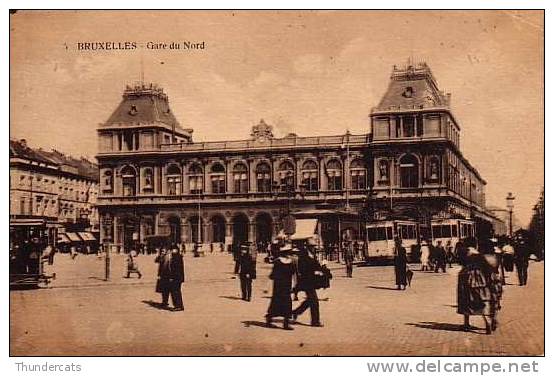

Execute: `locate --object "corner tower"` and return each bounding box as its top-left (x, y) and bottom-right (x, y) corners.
top-left (97, 82), bottom-right (192, 155)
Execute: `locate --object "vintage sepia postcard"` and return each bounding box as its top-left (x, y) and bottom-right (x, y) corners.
top-left (9, 10), bottom-right (544, 357)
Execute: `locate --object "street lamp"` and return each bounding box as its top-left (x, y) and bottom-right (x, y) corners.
top-left (506, 192), bottom-right (515, 238)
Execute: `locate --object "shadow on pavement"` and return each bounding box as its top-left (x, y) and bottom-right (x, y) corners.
top-left (141, 300), bottom-right (170, 311)
top-left (406, 321), bottom-right (480, 333)
top-left (242, 320), bottom-right (278, 329)
top-left (367, 285), bottom-right (401, 291)
top-left (219, 295), bottom-right (244, 301)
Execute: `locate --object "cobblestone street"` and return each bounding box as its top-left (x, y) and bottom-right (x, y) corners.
top-left (10, 252), bottom-right (544, 356)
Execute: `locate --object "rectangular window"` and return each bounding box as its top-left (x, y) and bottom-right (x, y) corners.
top-left (402, 116), bottom-right (415, 137)
top-left (212, 176), bottom-right (225, 194)
top-left (190, 176), bottom-right (203, 194)
top-left (257, 174), bottom-right (271, 193)
top-left (123, 131), bottom-right (134, 151)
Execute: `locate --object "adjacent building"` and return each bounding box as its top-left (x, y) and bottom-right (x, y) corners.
top-left (96, 63), bottom-right (496, 251)
top-left (10, 139), bottom-right (99, 244)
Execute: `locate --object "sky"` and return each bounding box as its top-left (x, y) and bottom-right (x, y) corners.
top-left (10, 10), bottom-right (544, 225)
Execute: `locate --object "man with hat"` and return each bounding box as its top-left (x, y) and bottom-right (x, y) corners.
top-left (238, 242), bottom-right (256, 301)
top-left (291, 246), bottom-right (323, 327)
top-left (266, 243), bottom-right (295, 330)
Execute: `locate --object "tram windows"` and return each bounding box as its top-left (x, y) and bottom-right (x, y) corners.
top-left (399, 224), bottom-right (417, 240)
top-left (452, 225), bottom-right (458, 237)
top-left (367, 227), bottom-right (392, 241)
top-left (432, 225), bottom-right (453, 238)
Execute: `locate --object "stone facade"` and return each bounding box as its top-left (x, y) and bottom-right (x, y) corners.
top-left (96, 63), bottom-right (495, 251)
top-left (10, 139), bottom-right (99, 231)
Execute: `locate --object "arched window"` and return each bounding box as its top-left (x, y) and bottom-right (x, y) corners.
top-left (211, 163), bottom-right (226, 194)
top-left (256, 162), bottom-right (271, 193)
top-left (143, 168), bottom-right (153, 192)
top-left (166, 164), bottom-right (182, 196)
top-left (428, 156), bottom-right (440, 181)
top-left (233, 163), bottom-right (248, 193)
top-left (120, 166), bottom-right (136, 197)
top-left (188, 163), bottom-right (203, 194)
top-left (350, 159), bottom-right (366, 190)
top-left (399, 154), bottom-right (419, 188)
top-left (326, 159), bottom-right (342, 191)
top-left (102, 170), bottom-right (113, 192)
top-left (301, 160), bottom-right (318, 191)
top-left (278, 161), bottom-right (295, 190)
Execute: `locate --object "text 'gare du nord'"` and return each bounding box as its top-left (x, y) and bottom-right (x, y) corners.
top-left (96, 61), bottom-right (497, 254)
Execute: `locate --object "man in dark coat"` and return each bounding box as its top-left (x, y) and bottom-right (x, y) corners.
top-left (291, 248), bottom-right (323, 327)
top-left (238, 245), bottom-right (256, 301)
top-left (232, 242), bottom-right (241, 274)
top-left (514, 239), bottom-right (530, 286)
top-left (266, 244), bottom-right (295, 330)
top-left (434, 241), bottom-right (447, 273)
top-left (344, 241), bottom-right (354, 278)
top-left (158, 246), bottom-right (185, 311)
top-left (394, 237), bottom-right (408, 290)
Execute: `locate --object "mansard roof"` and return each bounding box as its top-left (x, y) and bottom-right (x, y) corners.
top-left (102, 82), bottom-right (188, 131)
top-left (10, 139), bottom-right (98, 181)
top-left (10, 139), bottom-right (54, 165)
top-left (374, 62), bottom-right (451, 113)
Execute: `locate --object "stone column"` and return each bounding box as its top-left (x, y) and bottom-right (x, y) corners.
top-left (319, 156), bottom-right (326, 192)
top-left (225, 219), bottom-right (233, 250)
top-left (112, 215), bottom-right (119, 245)
top-left (225, 159), bottom-right (233, 194)
top-left (248, 221), bottom-right (256, 243)
top-left (247, 157), bottom-right (254, 193)
top-left (202, 222), bottom-right (210, 244)
top-left (293, 156), bottom-right (300, 191)
top-left (160, 164), bottom-right (166, 195)
top-left (181, 218), bottom-right (190, 243)
top-left (182, 162), bottom-right (189, 194)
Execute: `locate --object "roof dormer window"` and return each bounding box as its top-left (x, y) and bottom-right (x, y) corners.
top-left (129, 105), bottom-right (138, 116)
top-left (402, 86), bottom-right (414, 98)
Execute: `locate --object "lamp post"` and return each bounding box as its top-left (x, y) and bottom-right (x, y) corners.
top-left (506, 192), bottom-right (515, 238)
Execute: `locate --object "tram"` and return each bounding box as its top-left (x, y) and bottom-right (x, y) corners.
top-left (365, 219), bottom-right (420, 262)
top-left (430, 218), bottom-right (475, 247)
top-left (9, 219), bottom-right (57, 288)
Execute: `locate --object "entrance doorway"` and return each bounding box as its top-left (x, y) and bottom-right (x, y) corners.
top-left (122, 217), bottom-right (138, 253)
top-left (255, 212), bottom-right (273, 245)
top-left (189, 216), bottom-right (202, 243)
top-left (168, 216), bottom-right (181, 245)
top-left (211, 215), bottom-right (226, 243)
top-left (232, 213), bottom-right (249, 245)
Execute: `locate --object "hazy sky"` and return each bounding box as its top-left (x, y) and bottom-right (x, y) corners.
top-left (10, 10), bottom-right (544, 225)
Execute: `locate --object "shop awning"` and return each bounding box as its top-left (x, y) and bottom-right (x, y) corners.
top-left (65, 232), bottom-right (82, 242)
top-left (57, 233), bottom-right (71, 243)
top-left (78, 232), bottom-right (97, 241)
top-left (290, 219), bottom-right (318, 240)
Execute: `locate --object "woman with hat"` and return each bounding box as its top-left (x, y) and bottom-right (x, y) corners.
top-left (457, 237), bottom-right (501, 334)
top-left (265, 243), bottom-right (295, 330)
top-left (393, 237), bottom-right (408, 290)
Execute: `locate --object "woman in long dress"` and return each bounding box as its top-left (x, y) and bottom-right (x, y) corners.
top-left (394, 237), bottom-right (408, 290)
top-left (266, 245), bottom-right (295, 330)
top-left (457, 237), bottom-right (502, 334)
